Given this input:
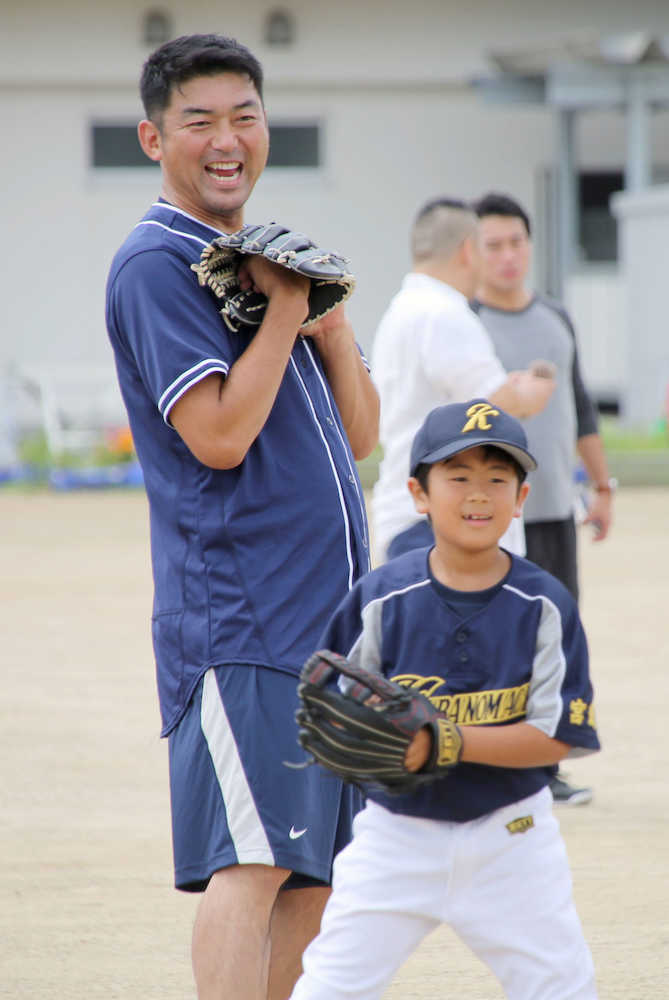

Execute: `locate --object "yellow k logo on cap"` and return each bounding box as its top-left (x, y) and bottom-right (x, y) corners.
top-left (461, 402), bottom-right (500, 433)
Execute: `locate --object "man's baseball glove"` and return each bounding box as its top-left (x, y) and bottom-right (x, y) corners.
top-left (191, 222), bottom-right (355, 333)
top-left (295, 649), bottom-right (463, 794)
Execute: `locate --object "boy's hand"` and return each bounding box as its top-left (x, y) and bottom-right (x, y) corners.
top-left (405, 728), bottom-right (432, 772)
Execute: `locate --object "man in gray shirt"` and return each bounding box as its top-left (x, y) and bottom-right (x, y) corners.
top-left (472, 192), bottom-right (615, 805)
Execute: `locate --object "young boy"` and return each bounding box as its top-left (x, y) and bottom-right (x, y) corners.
top-left (290, 399), bottom-right (600, 1000)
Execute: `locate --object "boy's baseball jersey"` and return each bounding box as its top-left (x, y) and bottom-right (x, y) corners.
top-left (106, 201), bottom-right (371, 736)
top-left (319, 546), bottom-right (600, 821)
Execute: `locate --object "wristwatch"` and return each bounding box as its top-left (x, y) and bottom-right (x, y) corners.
top-left (593, 477), bottom-right (618, 494)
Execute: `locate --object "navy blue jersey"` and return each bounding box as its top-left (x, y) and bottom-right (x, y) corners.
top-left (319, 548), bottom-right (600, 821)
top-left (106, 201), bottom-right (371, 735)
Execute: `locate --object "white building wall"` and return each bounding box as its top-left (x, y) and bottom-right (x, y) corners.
top-left (3, 0), bottom-right (669, 417)
top-left (612, 185), bottom-right (669, 425)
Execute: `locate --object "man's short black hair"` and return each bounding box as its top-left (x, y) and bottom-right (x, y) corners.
top-left (413, 445), bottom-right (528, 492)
top-left (474, 192), bottom-right (531, 238)
top-left (140, 33), bottom-right (264, 121)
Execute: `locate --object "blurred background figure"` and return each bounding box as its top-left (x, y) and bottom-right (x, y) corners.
top-left (472, 191), bottom-right (616, 806)
top-left (371, 196), bottom-right (554, 566)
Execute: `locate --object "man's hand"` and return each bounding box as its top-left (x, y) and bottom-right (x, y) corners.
top-left (301, 302), bottom-right (349, 339)
top-left (238, 255), bottom-right (309, 319)
top-left (583, 490), bottom-right (613, 541)
top-left (504, 369), bottom-right (555, 418)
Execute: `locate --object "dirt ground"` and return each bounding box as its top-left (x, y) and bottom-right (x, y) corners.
top-left (2, 486), bottom-right (668, 998)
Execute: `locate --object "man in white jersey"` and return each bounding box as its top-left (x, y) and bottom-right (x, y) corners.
top-left (371, 197), bottom-right (554, 566)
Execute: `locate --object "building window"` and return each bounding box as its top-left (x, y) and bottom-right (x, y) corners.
top-left (578, 171), bottom-right (623, 263)
top-left (142, 9), bottom-right (172, 47)
top-left (264, 9), bottom-right (296, 46)
top-left (90, 121), bottom-right (321, 170)
top-left (267, 124), bottom-right (320, 168)
top-left (91, 125), bottom-right (156, 168)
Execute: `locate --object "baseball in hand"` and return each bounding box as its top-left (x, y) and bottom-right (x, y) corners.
top-left (529, 358), bottom-right (557, 380)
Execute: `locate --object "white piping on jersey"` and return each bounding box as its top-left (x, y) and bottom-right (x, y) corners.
top-left (159, 358), bottom-right (229, 423)
top-left (502, 583), bottom-right (566, 737)
top-left (299, 337), bottom-right (370, 557)
top-left (200, 669), bottom-right (274, 865)
top-left (136, 219), bottom-right (211, 247)
top-left (150, 201), bottom-right (229, 235)
top-left (347, 577), bottom-right (433, 673)
top-left (134, 216), bottom-right (229, 421)
top-left (289, 354), bottom-right (356, 590)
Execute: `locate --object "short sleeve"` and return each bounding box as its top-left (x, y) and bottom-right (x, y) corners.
top-left (526, 595), bottom-right (600, 755)
top-left (108, 249), bottom-right (233, 423)
top-left (551, 603), bottom-right (600, 753)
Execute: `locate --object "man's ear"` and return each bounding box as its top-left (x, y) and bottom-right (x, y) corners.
top-left (137, 119), bottom-right (163, 162)
top-left (513, 481), bottom-right (531, 518)
top-left (461, 233), bottom-right (480, 267)
top-left (408, 476), bottom-right (430, 516)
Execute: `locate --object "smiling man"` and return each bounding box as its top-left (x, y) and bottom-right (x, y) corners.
top-left (105, 34), bottom-right (379, 1000)
top-left (137, 70), bottom-right (269, 229)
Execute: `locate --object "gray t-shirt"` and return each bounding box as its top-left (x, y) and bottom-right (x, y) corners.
top-left (471, 294), bottom-right (598, 523)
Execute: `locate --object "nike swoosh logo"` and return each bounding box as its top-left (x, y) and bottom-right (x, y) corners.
top-left (289, 826), bottom-right (308, 840)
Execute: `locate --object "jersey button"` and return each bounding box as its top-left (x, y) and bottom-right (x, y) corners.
top-left (458, 651), bottom-right (469, 663)
top-left (455, 630), bottom-right (468, 643)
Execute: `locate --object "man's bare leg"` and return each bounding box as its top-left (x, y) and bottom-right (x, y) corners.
top-left (192, 864), bottom-right (290, 1000)
top-left (268, 885), bottom-right (331, 1000)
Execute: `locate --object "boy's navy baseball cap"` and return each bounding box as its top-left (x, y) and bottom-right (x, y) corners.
top-left (409, 399), bottom-right (537, 476)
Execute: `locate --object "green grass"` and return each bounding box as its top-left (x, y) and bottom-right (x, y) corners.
top-left (599, 415), bottom-right (669, 452)
top-left (17, 430), bottom-right (137, 471)
top-left (8, 417), bottom-right (669, 494)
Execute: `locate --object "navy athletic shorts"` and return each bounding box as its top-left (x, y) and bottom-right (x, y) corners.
top-left (168, 665), bottom-right (362, 892)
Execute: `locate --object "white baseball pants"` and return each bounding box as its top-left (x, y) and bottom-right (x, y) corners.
top-left (290, 789), bottom-right (597, 999)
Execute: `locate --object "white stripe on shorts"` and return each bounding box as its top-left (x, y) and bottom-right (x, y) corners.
top-left (200, 669), bottom-right (275, 866)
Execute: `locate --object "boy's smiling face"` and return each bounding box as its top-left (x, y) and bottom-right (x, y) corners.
top-left (408, 445), bottom-right (530, 555)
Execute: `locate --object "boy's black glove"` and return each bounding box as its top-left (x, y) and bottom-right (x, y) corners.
top-left (294, 650), bottom-right (463, 794)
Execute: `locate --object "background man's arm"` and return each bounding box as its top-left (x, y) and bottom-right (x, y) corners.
top-left (577, 432), bottom-right (614, 541)
top-left (489, 369), bottom-right (555, 420)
